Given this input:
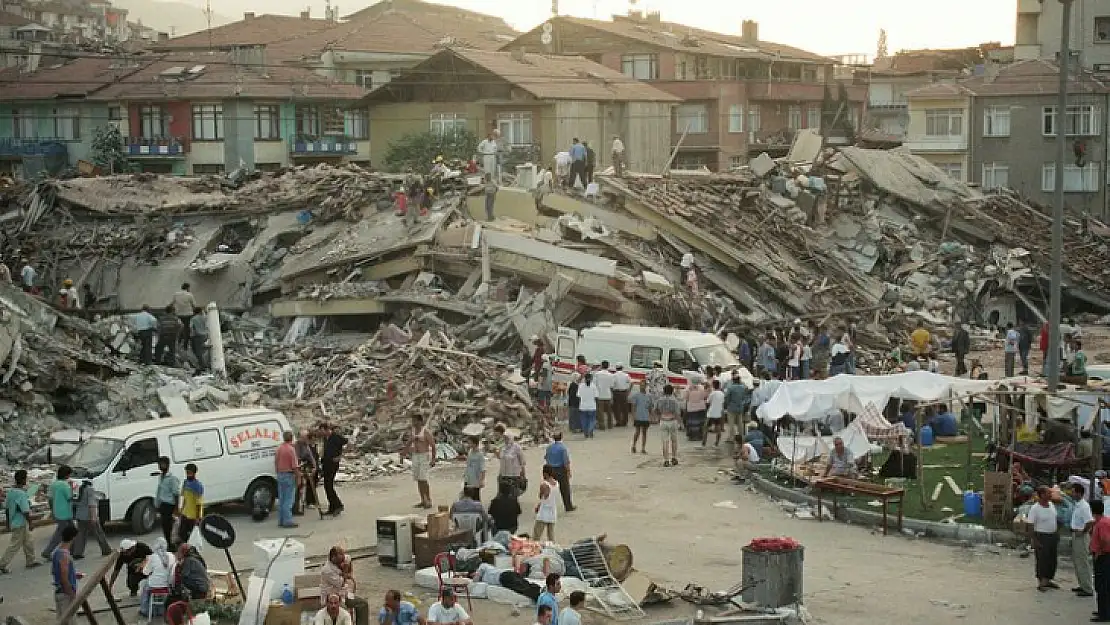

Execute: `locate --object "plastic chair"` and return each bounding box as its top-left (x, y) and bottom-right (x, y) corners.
top-left (432, 552), bottom-right (472, 611)
top-left (145, 587), bottom-right (171, 623)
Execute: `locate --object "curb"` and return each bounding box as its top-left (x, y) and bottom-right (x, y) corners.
top-left (749, 473), bottom-right (1066, 549)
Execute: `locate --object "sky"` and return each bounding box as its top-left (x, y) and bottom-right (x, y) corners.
top-left (191, 0), bottom-right (1018, 57)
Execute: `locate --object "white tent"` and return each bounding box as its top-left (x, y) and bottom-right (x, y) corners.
top-left (756, 371), bottom-right (999, 424)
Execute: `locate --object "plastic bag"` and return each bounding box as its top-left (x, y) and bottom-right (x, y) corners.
top-left (188, 526), bottom-right (204, 553)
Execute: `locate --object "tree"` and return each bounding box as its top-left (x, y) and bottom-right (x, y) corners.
top-left (90, 124), bottom-right (129, 174)
top-left (383, 129), bottom-right (478, 173)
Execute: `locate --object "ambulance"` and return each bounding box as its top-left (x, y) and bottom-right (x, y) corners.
top-left (551, 323), bottom-right (739, 387)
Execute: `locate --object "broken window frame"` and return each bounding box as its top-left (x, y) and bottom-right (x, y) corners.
top-left (787, 105), bottom-right (802, 130)
top-left (1042, 104), bottom-right (1100, 137)
top-left (430, 112), bottom-right (467, 137)
top-left (981, 162), bottom-right (1009, 190)
top-left (676, 104), bottom-right (709, 134)
top-left (496, 111), bottom-right (533, 146)
top-left (139, 105), bottom-right (167, 139)
top-left (620, 53), bottom-right (659, 80)
top-left (983, 105), bottom-right (1011, 137)
top-left (924, 108), bottom-right (963, 137)
top-left (727, 105), bottom-right (744, 133)
top-left (253, 104), bottom-right (281, 140)
top-left (1042, 162), bottom-right (1100, 192)
top-left (191, 103), bottom-right (224, 141)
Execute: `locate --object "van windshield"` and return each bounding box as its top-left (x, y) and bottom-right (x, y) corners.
top-left (67, 437), bottom-right (124, 479)
top-left (692, 344), bottom-right (739, 368)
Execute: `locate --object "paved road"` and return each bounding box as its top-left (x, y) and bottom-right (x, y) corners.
top-left (0, 424), bottom-right (1098, 625)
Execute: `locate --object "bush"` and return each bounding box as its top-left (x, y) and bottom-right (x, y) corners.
top-left (90, 124), bottom-right (129, 174)
top-left (383, 130), bottom-right (478, 173)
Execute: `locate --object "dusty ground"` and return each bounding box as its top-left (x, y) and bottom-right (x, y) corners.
top-left (0, 423), bottom-right (1096, 625)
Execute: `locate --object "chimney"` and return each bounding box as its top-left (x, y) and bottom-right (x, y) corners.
top-left (646, 10), bottom-right (660, 24)
top-left (741, 20), bottom-right (758, 44)
top-left (511, 47), bottom-right (526, 62)
top-left (157, 31), bottom-right (168, 42)
top-left (300, 9), bottom-right (310, 20)
top-left (243, 12), bottom-right (254, 20)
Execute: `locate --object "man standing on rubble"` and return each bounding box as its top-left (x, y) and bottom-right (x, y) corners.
top-left (611, 135), bottom-right (625, 178)
top-left (189, 307), bottom-right (208, 372)
top-left (952, 322), bottom-right (971, 377)
top-left (1018, 320), bottom-right (1034, 376)
top-left (172, 283), bottom-right (196, 349)
top-left (404, 414), bottom-right (436, 509)
top-left (275, 431), bottom-right (300, 528)
top-left (154, 305), bottom-right (183, 366)
top-left (583, 141), bottom-right (596, 186)
top-left (568, 138), bottom-right (587, 189)
top-left (132, 305), bottom-right (158, 365)
top-left (1004, 322), bottom-right (1019, 378)
top-left (477, 131), bottom-right (500, 183)
top-left (19, 259), bottom-right (34, 293)
top-left (757, 335), bottom-right (776, 378)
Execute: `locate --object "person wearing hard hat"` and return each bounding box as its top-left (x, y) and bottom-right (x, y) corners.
top-left (58, 279), bottom-right (80, 310)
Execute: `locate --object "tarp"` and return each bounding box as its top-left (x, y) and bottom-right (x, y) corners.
top-left (756, 371), bottom-right (998, 423)
top-left (776, 418), bottom-right (875, 464)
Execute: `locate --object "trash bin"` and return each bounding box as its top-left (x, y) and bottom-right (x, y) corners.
top-left (741, 545), bottom-right (804, 609)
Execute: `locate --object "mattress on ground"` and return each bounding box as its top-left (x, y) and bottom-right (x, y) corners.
top-left (485, 582), bottom-right (539, 606)
top-left (412, 567), bottom-right (488, 598)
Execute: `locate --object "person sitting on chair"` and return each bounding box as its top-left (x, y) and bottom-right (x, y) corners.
top-left (449, 487), bottom-right (489, 545)
top-left (322, 546), bottom-right (370, 625)
top-left (823, 437), bottom-right (858, 479)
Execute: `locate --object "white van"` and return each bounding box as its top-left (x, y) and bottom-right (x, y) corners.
top-left (64, 408), bottom-right (292, 534)
top-left (551, 323), bottom-right (739, 387)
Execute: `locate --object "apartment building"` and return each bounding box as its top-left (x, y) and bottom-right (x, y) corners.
top-left (865, 48), bottom-right (982, 141)
top-left (906, 60), bottom-right (1110, 218)
top-left (503, 12), bottom-right (866, 171)
top-left (0, 49), bottom-right (367, 177)
top-left (1015, 0), bottom-right (1110, 70)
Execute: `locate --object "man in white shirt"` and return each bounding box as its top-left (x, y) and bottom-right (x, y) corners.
top-left (610, 364), bottom-right (632, 427)
top-left (427, 589), bottom-right (471, 625)
top-left (704, 380), bottom-right (726, 447)
top-left (611, 136), bottom-right (625, 177)
top-left (315, 593), bottom-right (353, 625)
top-left (594, 361), bottom-right (614, 430)
top-left (1027, 486), bottom-right (1059, 591)
top-left (1070, 483), bottom-right (1096, 597)
top-left (559, 591), bottom-right (585, 625)
top-left (477, 132), bottom-right (499, 181)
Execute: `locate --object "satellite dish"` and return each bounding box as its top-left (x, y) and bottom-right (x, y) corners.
top-left (542, 22), bottom-right (553, 33)
top-left (540, 32), bottom-right (553, 45)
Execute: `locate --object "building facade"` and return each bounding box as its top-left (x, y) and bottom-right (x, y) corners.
top-left (1015, 0), bottom-right (1110, 70)
top-left (503, 13), bottom-right (866, 171)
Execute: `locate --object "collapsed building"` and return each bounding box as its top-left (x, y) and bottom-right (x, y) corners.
top-left (0, 145), bottom-right (1108, 469)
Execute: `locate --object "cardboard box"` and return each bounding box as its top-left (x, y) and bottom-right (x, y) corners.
top-left (263, 605), bottom-right (306, 625)
top-left (426, 512), bottom-right (451, 538)
top-left (294, 574), bottom-right (320, 612)
top-left (413, 529), bottom-right (472, 568)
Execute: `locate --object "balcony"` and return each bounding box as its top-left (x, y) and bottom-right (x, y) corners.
top-left (868, 100), bottom-right (908, 111)
top-left (0, 138), bottom-right (67, 158)
top-left (126, 136), bottom-right (186, 157)
top-left (289, 135), bottom-right (359, 156)
top-left (904, 136), bottom-right (968, 152)
top-left (747, 80), bottom-right (826, 102)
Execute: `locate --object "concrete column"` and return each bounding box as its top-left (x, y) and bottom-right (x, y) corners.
top-left (205, 302), bottom-right (226, 378)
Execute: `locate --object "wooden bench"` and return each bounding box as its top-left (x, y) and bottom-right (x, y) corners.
top-left (813, 477), bottom-right (905, 536)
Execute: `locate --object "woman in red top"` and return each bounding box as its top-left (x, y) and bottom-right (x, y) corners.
top-left (1039, 322), bottom-right (1049, 375)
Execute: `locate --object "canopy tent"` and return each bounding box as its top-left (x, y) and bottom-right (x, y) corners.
top-left (756, 371), bottom-right (999, 424)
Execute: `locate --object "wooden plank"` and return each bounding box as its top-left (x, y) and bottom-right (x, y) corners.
top-left (931, 482), bottom-right (944, 502)
top-left (59, 551), bottom-right (122, 625)
top-left (943, 475), bottom-right (963, 496)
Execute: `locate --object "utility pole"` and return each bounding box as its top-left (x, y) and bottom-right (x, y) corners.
top-left (1047, 0), bottom-right (1074, 392)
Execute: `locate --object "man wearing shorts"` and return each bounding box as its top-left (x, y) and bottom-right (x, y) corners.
top-left (404, 414), bottom-right (436, 509)
top-left (704, 379), bottom-right (725, 447)
top-left (630, 381), bottom-right (652, 454)
top-left (655, 385), bottom-right (681, 467)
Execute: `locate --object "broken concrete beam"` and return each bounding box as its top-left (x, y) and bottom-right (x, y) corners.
top-left (542, 193), bottom-right (657, 241)
top-left (750, 152), bottom-right (776, 177)
top-left (642, 270), bottom-right (673, 291)
top-left (482, 231), bottom-right (617, 278)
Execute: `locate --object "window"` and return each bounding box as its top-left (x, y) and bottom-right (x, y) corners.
top-left (113, 438), bottom-right (159, 473)
top-left (676, 104), bottom-right (708, 133)
top-left (983, 105), bottom-right (1011, 137)
top-left (169, 429), bottom-right (223, 463)
top-left (107, 106), bottom-right (122, 123)
top-left (192, 164), bottom-right (224, 174)
top-left (430, 112), bottom-right (467, 137)
top-left (748, 105), bottom-right (761, 132)
top-left (629, 345), bottom-right (663, 369)
top-left (667, 349), bottom-right (694, 374)
top-left (621, 53), bottom-right (659, 80)
top-left (802, 67), bottom-right (818, 83)
top-left (354, 69), bottom-right (374, 88)
top-left (1096, 16), bottom-right (1110, 42)
top-left (345, 109), bottom-right (369, 140)
top-left (322, 107), bottom-right (345, 135)
top-left (254, 104), bottom-right (280, 140)
top-left (1042, 162), bottom-right (1100, 192)
top-left (806, 106), bottom-right (820, 129)
top-left (191, 104), bottom-right (223, 140)
top-left (938, 163), bottom-right (963, 181)
top-left (787, 105), bottom-right (802, 130)
top-left (296, 106), bottom-right (320, 136)
top-left (496, 112), bottom-right (533, 145)
top-left (728, 155), bottom-right (744, 169)
top-left (673, 154), bottom-right (709, 170)
top-left (11, 109), bottom-right (35, 138)
top-left (139, 105), bottom-right (166, 137)
top-left (981, 163), bottom-right (1009, 190)
top-left (1042, 104), bottom-right (1100, 136)
top-left (925, 108), bottom-right (963, 136)
top-left (556, 336), bottom-right (575, 359)
top-left (51, 107), bottom-right (79, 140)
top-left (728, 105), bottom-right (743, 133)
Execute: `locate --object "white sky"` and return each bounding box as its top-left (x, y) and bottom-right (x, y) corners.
top-left (199, 0), bottom-right (1017, 57)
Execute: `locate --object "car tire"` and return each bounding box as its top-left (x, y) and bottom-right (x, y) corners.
top-left (245, 477), bottom-right (276, 510)
top-left (129, 499), bottom-right (156, 535)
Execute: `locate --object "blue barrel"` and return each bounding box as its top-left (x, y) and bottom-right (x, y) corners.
top-left (963, 491), bottom-right (983, 517)
top-left (920, 424), bottom-right (935, 447)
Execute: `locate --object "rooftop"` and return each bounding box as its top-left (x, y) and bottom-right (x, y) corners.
top-left (0, 56), bottom-right (145, 100)
top-left (0, 11), bottom-right (32, 27)
top-left (155, 13), bottom-right (334, 50)
top-left (907, 60), bottom-right (1110, 98)
top-left (364, 47), bottom-right (682, 103)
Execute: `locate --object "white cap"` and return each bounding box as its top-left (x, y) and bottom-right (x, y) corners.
top-left (120, 539), bottom-right (137, 550)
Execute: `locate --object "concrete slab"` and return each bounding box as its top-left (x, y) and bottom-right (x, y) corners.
top-left (786, 128), bottom-right (823, 163)
top-left (483, 231), bottom-right (617, 277)
top-left (270, 298), bottom-right (389, 317)
top-left (750, 152), bottom-right (776, 177)
top-left (542, 193), bottom-right (657, 241)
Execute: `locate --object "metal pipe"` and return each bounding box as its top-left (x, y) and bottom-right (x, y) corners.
top-left (1047, 0), bottom-right (1073, 392)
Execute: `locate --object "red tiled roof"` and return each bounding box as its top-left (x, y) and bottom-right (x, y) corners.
top-left (907, 60), bottom-right (1110, 98)
top-left (366, 48), bottom-right (681, 103)
top-left (266, 10), bottom-right (517, 62)
top-left (156, 14), bottom-right (334, 50)
top-left (0, 56), bottom-right (147, 100)
top-left (88, 52), bottom-right (366, 101)
top-left (905, 82), bottom-right (975, 99)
